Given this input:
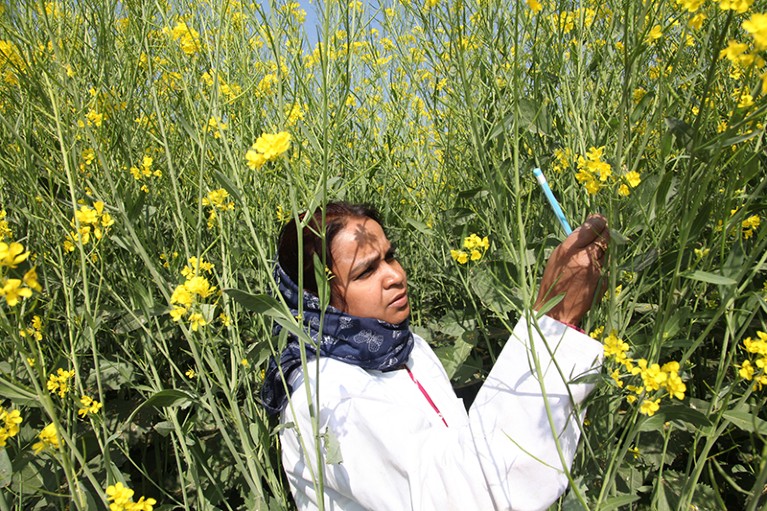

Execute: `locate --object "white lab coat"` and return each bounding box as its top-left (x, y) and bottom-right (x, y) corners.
top-left (279, 314), bottom-right (603, 510)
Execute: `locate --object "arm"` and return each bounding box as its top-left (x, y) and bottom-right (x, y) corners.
top-left (469, 315), bottom-right (603, 511)
top-left (466, 215), bottom-right (609, 510)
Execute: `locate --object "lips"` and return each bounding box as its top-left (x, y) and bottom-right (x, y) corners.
top-left (389, 291), bottom-right (408, 308)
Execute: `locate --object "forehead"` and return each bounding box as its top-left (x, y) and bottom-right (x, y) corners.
top-left (330, 217), bottom-right (388, 263)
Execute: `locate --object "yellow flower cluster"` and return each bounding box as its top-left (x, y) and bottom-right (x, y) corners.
top-left (33, 423), bottom-right (60, 454)
top-left (574, 147), bottom-right (641, 197)
top-left (551, 147), bottom-right (573, 173)
top-left (743, 13), bottom-right (767, 50)
top-left (106, 482), bottom-right (157, 511)
top-left (201, 70), bottom-right (242, 103)
top-left (170, 257), bottom-right (216, 331)
top-left (47, 368), bottom-right (76, 398)
top-left (129, 155), bottom-right (162, 193)
top-left (205, 116), bottom-right (228, 139)
top-left (719, 208), bottom-right (761, 239)
top-left (0, 241), bottom-right (40, 307)
top-left (165, 21), bottom-right (201, 56)
top-left (741, 214), bottom-right (760, 239)
top-left (450, 234), bottom-right (489, 264)
top-left (63, 201), bottom-right (115, 253)
top-left (77, 395), bottom-right (103, 418)
top-left (738, 331), bottom-right (767, 389)
top-left (602, 330), bottom-right (686, 416)
top-left (714, 0), bottom-right (755, 14)
top-left (19, 314), bottom-right (43, 341)
top-left (0, 39), bottom-right (26, 86)
top-left (677, 0), bottom-right (705, 13)
top-left (575, 147), bottom-right (611, 195)
top-left (0, 209), bottom-right (11, 240)
top-left (0, 406), bottom-right (22, 447)
top-left (202, 188), bottom-right (235, 230)
top-left (245, 131), bottom-right (292, 169)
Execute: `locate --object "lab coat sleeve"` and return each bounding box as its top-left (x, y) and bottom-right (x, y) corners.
top-left (469, 314), bottom-right (603, 511)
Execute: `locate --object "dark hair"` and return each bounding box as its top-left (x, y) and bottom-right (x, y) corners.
top-left (277, 202), bottom-right (382, 297)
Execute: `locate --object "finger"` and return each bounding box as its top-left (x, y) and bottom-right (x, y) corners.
top-left (568, 214), bottom-right (609, 249)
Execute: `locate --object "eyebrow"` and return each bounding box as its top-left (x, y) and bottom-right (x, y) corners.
top-left (350, 243), bottom-right (392, 277)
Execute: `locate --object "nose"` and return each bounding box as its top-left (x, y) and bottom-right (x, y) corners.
top-left (382, 261), bottom-right (406, 288)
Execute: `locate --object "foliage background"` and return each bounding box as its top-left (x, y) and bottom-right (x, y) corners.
top-left (0, 0), bottom-right (765, 509)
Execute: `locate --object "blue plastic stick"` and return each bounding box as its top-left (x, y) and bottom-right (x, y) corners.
top-left (532, 168), bottom-right (573, 235)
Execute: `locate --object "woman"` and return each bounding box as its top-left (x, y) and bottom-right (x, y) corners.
top-left (262, 202), bottom-right (609, 511)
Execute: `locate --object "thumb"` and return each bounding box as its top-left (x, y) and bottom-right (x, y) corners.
top-left (569, 214), bottom-right (609, 249)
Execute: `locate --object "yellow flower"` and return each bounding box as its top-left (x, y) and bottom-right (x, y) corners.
top-left (0, 210), bottom-right (11, 241)
top-left (625, 171), bottom-right (641, 188)
top-left (245, 147), bottom-right (267, 169)
top-left (610, 368), bottom-right (624, 388)
top-left (47, 368), bottom-right (76, 398)
top-left (664, 369), bottom-right (687, 400)
top-left (677, 0), bottom-right (705, 12)
top-left (253, 132), bottom-right (292, 161)
top-left (85, 109), bottom-right (104, 127)
top-left (450, 249), bottom-right (469, 265)
top-left (185, 368), bottom-right (196, 378)
top-left (742, 215), bottom-right (760, 239)
top-left (739, 359), bottom-right (754, 380)
top-left (715, 0), bottom-right (754, 14)
top-left (742, 14), bottom-right (767, 51)
top-left (202, 189), bottom-right (234, 211)
top-left (169, 21), bottom-right (201, 55)
top-left (639, 398), bottom-right (661, 416)
top-left (645, 25), bottom-right (663, 44)
top-left (526, 0), bottom-right (542, 13)
top-left (170, 285), bottom-right (194, 307)
top-left (188, 312), bottom-right (207, 331)
top-left (33, 423), bottom-right (60, 454)
top-left (23, 267), bottom-right (42, 292)
top-left (184, 275), bottom-right (215, 298)
top-left (0, 241), bottom-right (30, 268)
top-left (78, 395), bottom-right (103, 417)
top-left (0, 407), bottom-right (22, 447)
top-left (689, 13), bottom-right (706, 30)
top-left (170, 306), bottom-right (187, 322)
top-left (106, 482), bottom-right (135, 508)
top-left (603, 331), bottom-right (629, 360)
top-left (1, 278), bottom-right (33, 306)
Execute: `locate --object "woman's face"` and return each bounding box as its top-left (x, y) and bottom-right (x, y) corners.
top-left (329, 217), bottom-right (410, 324)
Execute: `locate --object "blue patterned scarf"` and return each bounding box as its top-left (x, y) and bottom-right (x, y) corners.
top-left (260, 263), bottom-right (414, 415)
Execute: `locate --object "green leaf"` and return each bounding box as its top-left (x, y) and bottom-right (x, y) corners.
top-left (470, 270), bottom-right (515, 316)
top-left (680, 270), bottom-right (737, 286)
top-left (87, 359), bottom-right (135, 391)
top-left (322, 427), bottom-right (343, 465)
top-left (723, 409), bottom-right (767, 434)
top-left (0, 448), bottom-right (11, 488)
top-left (404, 217), bottom-right (434, 237)
top-left (213, 169), bottom-right (244, 204)
top-left (717, 129), bottom-right (761, 148)
top-left (638, 404), bottom-right (712, 432)
top-left (225, 289), bottom-right (287, 319)
top-left (601, 493), bottom-right (641, 511)
top-left (0, 376), bottom-right (38, 405)
top-left (143, 389), bottom-right (195, 409)
top-left (434, 336), bottom-right (475, 380)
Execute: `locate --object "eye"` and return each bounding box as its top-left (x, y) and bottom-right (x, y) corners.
top-left (385, 244), bottom-right (397, 261)
top-left (356, 265), bottom-right (374, 280)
